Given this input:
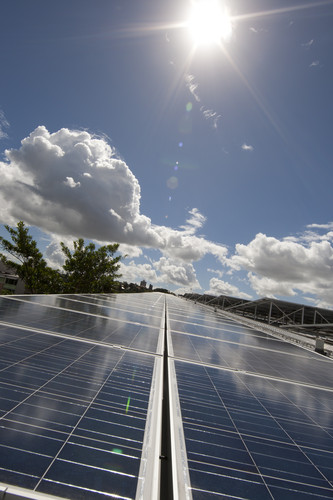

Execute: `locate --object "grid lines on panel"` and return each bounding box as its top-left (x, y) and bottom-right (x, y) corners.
top-left (0, 293), bottom-right (162, 499)
top-left (167, 295), bottom-right (333, 499)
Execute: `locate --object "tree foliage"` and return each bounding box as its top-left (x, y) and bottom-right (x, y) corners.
top-left (0, 222), bottom-right (122, 294)
top-left (0, 221), bottom-right (60, 293)
top-left (60, 239), bottom-right (122, 293)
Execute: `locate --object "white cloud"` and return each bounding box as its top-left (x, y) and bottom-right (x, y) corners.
top-left (44, 234), bottom-right (73, 269)
top-left (283, 224), bottom-right (333, 246)
top-left (302, 39), bottom-right (314, 48)
top-left (206, 277), bottom-right (252, 299)
top-left (119, 256), bottom-right (200, 289)
top-left (229, 232), bottom-right (333, 306)
top-left (309, 60), bottom-right (319, 68)
top-left (208, 268), bottom-right (224, 278)
top-left (155, 257), bottom-right (200, 288)
top-left (185, 75), bottom-right (221, 129)
top-left (241, 143), bottom-right (254, 152)
top-left (159, 230), bottom-right (228, 264)
top-left (307, 222), bottom-right (333, 230)
top-left (119, 260), bottom-right (157, 283)
top-left (0, 111), bottom-right (9, 140)
top-left (179, 208), bottom-right (206, 235)
top-left (249, 27), bottom-right (267, 34)
top-left (0, 126), bottom-right (228, 266)
top-left (185, 74), bottom-right (200, 102)
top-left (201, 107), bottom-right (221, 129)
top-left (64, 176), bottom-right (81, 188)
top-left (118, 244), bottom-right (143, 258)
top-left (247, 273), bottom-right (296, 298)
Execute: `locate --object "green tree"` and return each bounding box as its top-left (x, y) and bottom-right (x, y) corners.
top-left (61, 238), bottom-right (122, 293)
top-left (0, 221), bottom-right (62, 294)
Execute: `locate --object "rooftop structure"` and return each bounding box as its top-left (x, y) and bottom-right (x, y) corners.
top-left (0, 293), bottom-right (333, 499)
top-left (184, 293), bottom-right (333, 338)
top-left (0, 262), bottom-right (25, 295)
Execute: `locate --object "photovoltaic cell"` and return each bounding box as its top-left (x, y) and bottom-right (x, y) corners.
top-left (0, 296), bottom-right (162, 353)
top-left (169, 301), bottom-right (333, 388)
top-left (0, 293), bottom-right (161, 499)
top-left (167, 296), bottom-right (333, 499)
top-left (20, 293), bottom-right (164, 327)
top-left (1, 292), bottom-right (333, 499)
top-left (0, 341), bottom-right (155, 498)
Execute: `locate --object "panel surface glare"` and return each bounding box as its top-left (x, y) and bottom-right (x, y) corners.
top-left (0, 294), bottom-right (163, 352)
top-left (0, 293), bottom-right (163, 499)
top-left (167, 296), bottom-right (333, 499)
top-left (2, 292), bottom-right (333, 499)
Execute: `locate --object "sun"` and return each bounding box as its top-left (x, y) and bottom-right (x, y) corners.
top-left (187, 0), bottom-right (232, 46)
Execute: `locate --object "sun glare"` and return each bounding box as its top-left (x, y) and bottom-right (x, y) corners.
top-left (187, 0), bottom-right (232, 46)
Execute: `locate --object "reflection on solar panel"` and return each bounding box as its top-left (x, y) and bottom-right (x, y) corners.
top-left (0, 293), bottom-right (333, 499)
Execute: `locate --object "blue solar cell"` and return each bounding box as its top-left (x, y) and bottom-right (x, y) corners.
top-left (0, 444), bottom-right (53, 476)
top-left (1, 293), bottom-right (333, 499)
top-left (190, 468), bottom-right (273, 499)
top-left (166, 293), bottom-right (333, 499)
top-left (0, 294), bottom-right (159, 499)
top-left (0, 469), bottom-right (38, 491)
top-left (42, 459), bottom-right (138, 498)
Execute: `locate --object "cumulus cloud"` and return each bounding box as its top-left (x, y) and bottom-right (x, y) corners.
top-left (118, 244), bottom-right (143, 258)
top-left (241, 143), bottom-right (254, 152)
top-left (208, 268), bottom-right (224, 278)
top-left (64, 176), bottom-right (81, 188)
top-left (119, 256), bottom-right (200, 289)
top-left (44, 235), bottom-right (70, 269)
top-left (154, 257), bottom-right (200, 288)
top-left (0, 126), bottom-right (227, 265)
top-left (229, 232), bottom-right (333, 307)
top-left (247, 273), bottom-right (296, 298)
top-left (160, 231), bottom-right (227, 264)
top-left (119, 261), bottom-right (157, 283)
top-left (206, 277), bottom-right (252, 300)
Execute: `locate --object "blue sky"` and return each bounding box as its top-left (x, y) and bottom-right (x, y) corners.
top-left (1, 0), bottom-right (333, 306)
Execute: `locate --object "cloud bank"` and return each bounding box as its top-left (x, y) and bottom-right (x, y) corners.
top-left (206, 277), bottom-right (252, 300)
top-left (2, 126), bottom-right (333, 306)
top-left (230, 232), bottom-right (333, 307)
top-left (0, 126), bottom-right (227, 268)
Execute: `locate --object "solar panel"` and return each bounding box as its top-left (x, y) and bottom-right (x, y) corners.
top-left (0, 293), bottom-right (165, 500)
top-left (167, 296), bottom-right (333, 499)
top-left (0, 292), bottom-right (333, 499)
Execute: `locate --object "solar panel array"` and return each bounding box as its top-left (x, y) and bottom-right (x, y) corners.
top-left (0, 292), bottom-right (333, 499)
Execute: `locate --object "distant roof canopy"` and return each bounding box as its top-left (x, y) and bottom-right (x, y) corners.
top-left (184, 293), bottom-right (333, 336)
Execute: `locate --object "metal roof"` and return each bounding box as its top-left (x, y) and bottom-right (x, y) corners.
top-left (184, 293), bottom-right (333, 337)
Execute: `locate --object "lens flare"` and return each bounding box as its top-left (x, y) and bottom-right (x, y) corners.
top-left (167, 176), bottom-right (179, 189)
top-left (112, 448), bottom-right (123, 454)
